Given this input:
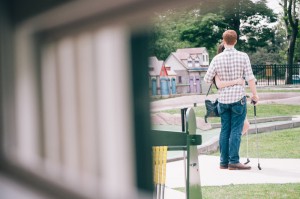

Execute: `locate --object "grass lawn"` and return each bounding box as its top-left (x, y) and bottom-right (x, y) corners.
top-left (200, 183), bottom-right (300, 199)
top-left (176, 183), bottom-right (300, 198)
top-left (245, 104), bottom-right (300, 119)
top-left (210, 127), bottom-right (300, 158)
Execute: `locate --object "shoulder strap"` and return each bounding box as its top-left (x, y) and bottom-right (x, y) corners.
top-left (206, 84), bottom-right (213, 97)
top-left (206, 76), bottom-right (219, 97)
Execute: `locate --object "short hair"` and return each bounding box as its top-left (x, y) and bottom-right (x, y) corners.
top-left (222, 30), bottom-right (237, 45)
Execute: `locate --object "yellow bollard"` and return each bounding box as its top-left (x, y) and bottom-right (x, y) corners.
top-left (153, 146), bottom-right (168, 199)
top-left (161, 146), bottom-right (167, 185)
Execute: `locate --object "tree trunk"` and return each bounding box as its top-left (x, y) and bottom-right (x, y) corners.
top-left (283, 0), bottom-right (299, 84)
top-left (287, 27), bottom-right (298, 84)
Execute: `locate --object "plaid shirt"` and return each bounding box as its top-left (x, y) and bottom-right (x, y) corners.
top-left (204, 47), bottom-right (255, 104)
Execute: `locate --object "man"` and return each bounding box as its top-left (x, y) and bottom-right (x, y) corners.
top-left (204, 30), bottom-right (259, 170)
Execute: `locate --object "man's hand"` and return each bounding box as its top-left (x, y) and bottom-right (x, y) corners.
top-left (248, 78), bottom-right (258, 104)
top-left (251, 94), bottom-right (259, 105)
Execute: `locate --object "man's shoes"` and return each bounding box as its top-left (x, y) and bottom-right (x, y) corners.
top-left (228, 163), bottom-right (251, 170)
top-left (220, 165), bottom-right (228, 169)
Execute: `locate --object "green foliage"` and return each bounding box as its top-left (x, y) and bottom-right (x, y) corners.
top-left (248, 47), bottom-right (284, 64)
top-left (149, 9), bottom-right (199, 60)
top-left (180, 13), bottom-right (227, 52)
top-left (150, 0), bottom-right (280, 61)
top-left (148, 0), bottom-right (300, 66)
top-left (240, 19), bottom-right (275, 52)
top-left (247, 22), bottom-right (288, 64)
top-left (209, 0), bottom-right (277, 52)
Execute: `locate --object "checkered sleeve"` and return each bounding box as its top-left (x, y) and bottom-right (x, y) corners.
top-left (204, 58), bottom-right (216, 84)
top-left (243, 53), bottom-right (255, 81)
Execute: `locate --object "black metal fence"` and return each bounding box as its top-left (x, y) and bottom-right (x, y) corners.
top-left (252, 64), bottom-right (300, 86)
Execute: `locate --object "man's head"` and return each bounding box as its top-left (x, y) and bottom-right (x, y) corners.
top-left (222, 30), bottom-right (237, 46)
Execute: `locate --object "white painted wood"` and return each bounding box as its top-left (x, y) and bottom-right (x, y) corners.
top-left (41, 43), bottom-right (62, 178)
top-left (94, 25), bottom-right (136, 198)
top-left (56, 37), bottom-right (80, 186)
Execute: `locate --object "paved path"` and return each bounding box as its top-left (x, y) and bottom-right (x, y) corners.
top-left (166, 155), bottom-right (300, 188)
top-left (165, 155), bottom-right (300, 199)
top-left (164, 155), bottom-right (300, 199)
top-left (164, 154), bottom-right (300, 198)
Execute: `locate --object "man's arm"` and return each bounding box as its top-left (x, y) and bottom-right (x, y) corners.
top-left (243, 53), bottom-right (258, 102)
top-left (204, 59), bottom-right (216, 83)
top-left (248, 78), bottom-right (259, 102)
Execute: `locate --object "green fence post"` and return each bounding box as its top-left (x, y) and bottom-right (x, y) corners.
top-left (274, 64), bottom-right (277, 85)
top-left (186, 108), bottom-right (202, 199)
top-left (151, 107), bottom-right (202, 199)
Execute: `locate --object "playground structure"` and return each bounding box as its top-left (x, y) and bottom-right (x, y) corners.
top-left (152, 108), bottom-right (202, 199)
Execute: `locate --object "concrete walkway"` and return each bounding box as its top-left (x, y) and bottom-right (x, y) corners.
top-left (166, 155), bottom-right (300, 188)
top-left (164, 154), bottom-right (300, 198)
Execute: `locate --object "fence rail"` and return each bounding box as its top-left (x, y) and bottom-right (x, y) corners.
top-left (252, 64), bottom-right (300, 86)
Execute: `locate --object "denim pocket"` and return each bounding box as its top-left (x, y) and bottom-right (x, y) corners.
top-left (232, 103), bottom-right (244, 115)
top-left (217, 103), bottom-right (226, 115)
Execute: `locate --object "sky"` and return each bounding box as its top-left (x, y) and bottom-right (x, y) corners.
top-left (266, 0), bottom-right (282, 14)
top-left (252, 0), bottom-right (282, 13)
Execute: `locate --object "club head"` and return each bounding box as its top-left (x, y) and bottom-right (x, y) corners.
top-left (258, 163), bottom-right (262, 170)
top-left (244, 158), bottom-right (250, 165)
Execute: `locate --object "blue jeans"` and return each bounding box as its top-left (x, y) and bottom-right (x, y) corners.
top-left (217, 96), bottom-right (247, 165)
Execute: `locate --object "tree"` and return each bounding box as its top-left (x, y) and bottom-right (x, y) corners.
top-left (149, 8), bottom-right (199, 60)
top-left (150, 0), bottom-right (278, 61)
top-left (180, 13), bottom-right (227, 55)
top-left (180, 0), bottom-right (277, 53)
top-left (248, 22), bottom-right (288, 64)
top-left (281, 0), bottom-right (299, 84)
top-left (296, 25), bottom-right (300, 63)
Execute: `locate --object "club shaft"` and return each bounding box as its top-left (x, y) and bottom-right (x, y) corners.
top-left (254, 105), bottom-right (261, 167)
top-left (246, 128), bottom-right (249, 158)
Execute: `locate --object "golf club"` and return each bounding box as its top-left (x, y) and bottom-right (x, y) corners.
top-left (252, 99), bottom-right (262, 170)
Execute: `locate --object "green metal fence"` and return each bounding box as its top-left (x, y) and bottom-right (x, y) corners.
top-left (252, 64), bottom-right (300, 86)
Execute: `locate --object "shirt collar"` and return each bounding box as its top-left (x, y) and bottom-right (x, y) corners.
top-left (224, 47), bottom-right (236, 52)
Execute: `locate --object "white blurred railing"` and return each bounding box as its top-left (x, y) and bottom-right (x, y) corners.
top-left (13, 24), bottom-right (136, 198)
